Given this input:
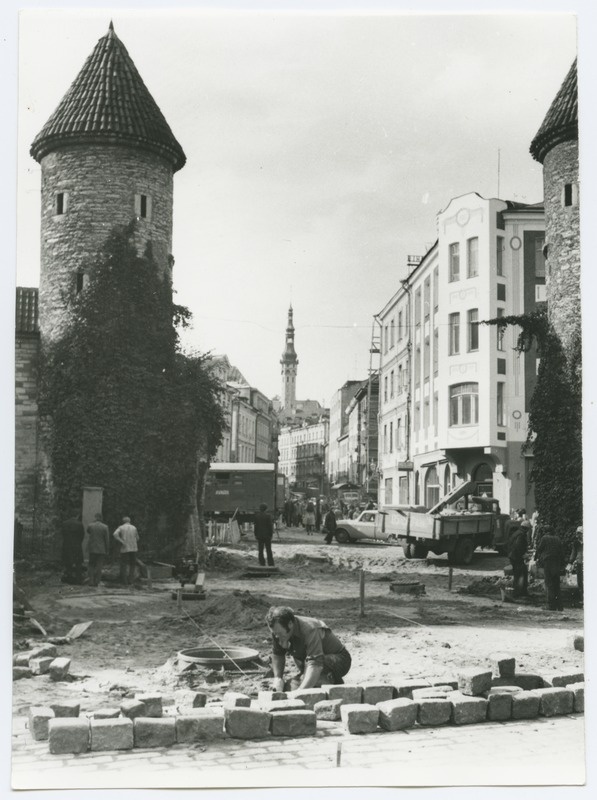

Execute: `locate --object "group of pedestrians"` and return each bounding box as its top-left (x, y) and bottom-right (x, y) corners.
top-left (60, 512), bottom-right (140, 586)
top-left (505, 507), bottom-right (583, 610)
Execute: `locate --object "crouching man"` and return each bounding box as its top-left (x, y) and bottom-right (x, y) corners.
top-left (266, 605), bottom-right (351, 691)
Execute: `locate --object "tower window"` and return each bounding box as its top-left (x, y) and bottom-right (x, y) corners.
top-left (75, 271), bottom-right (88, 294)
top-left (55, 192), bottom-right (68, 215)
top-left (135, 193), bottom-right (152, 220)
top-left (562, 183), bottom-right (578, 208)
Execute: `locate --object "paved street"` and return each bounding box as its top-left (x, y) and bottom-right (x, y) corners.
top-left (11, 712), bottom-right (585, 789)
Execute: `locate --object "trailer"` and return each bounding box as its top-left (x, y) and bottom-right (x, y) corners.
top-left (377, 481), bottom-right (509, 565)
top-left (203, 463), bottom-right (278, 523)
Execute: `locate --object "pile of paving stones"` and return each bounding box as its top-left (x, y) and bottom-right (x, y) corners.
top-left (25, 656), bottom-right (584, 755)
top-left (13, 644), bottom-right (71, 682)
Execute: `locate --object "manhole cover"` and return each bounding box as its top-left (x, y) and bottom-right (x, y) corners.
top-left (177, 646), bottom-right (259, 669)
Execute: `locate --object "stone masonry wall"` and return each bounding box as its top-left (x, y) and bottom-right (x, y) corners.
top-left (39, 144), bottom-right (174, 343)
top-left (542, 140), bottom-right (580, 355)
top-left (15, 334), bottom-right (40, 530)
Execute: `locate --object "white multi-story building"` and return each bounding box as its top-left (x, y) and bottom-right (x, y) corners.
top-left (327, 380), bottom-right (362, 485)
top-left (377, 192), bottom-right (545, 514)
top-left (278, 418), bottom-right (329, 492)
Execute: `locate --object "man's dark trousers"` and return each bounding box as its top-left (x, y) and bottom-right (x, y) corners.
top-left (544, 565), bottom-right (563, 610)
top-left (510, 558), bottom-right (528, 596)
top-left (258, 539), bottom-right (274, 566)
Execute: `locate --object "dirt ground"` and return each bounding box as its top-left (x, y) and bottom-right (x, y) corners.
top-left (12, 534), bottom-right (585, 717)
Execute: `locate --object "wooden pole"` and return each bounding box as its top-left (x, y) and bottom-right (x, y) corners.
top-left (359, 570), bottom-right (365, 617)
top-left (448, 567), bottom-right (453, 591)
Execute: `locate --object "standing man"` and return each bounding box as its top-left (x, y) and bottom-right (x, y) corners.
top-left (61, 511), bottom-right (85, 584)
top-left (86, 513), bottom-right (110, 587)
top-left (507, 521), bottom-right (529, 597)
top-left (254, 503), bottom-right (275, 567)
top-left (266, 606), bottom-right (351, 691)
top-left (568, 525), bottom-right (583, 605)
top-left (323, 506), bottom-right (337, 544)
top-left (535, 525), bottom-right (565, 611)
top-left (113, 516), bottom-right (139, 585)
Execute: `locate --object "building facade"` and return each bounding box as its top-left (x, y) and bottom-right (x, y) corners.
top-left (327, 380), bottom-right (362, 485)
top-left (345, 376), bottom-right (379, 496)
top-left (377, 192), bottom-right (545, 515)
top-left (278, 418), bottom-right (329, 493)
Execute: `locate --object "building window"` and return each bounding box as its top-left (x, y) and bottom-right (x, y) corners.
top-left (534, 236), bottom-right (546, 278)
top-left (497, 307), bottom-right (505, 351)
top-left (396, 418), bottom-right (402, 449)
top-left (55, 191), bottom-right (68, 215)
top-left (424, 399), bottom-right (430, 429)
top-left (415, 289), bottom-right (422, 326)
top-left (433, 266), bottom-right (439, 310)
top-left (398, 364), bottom-right (403, 392)
top-left (468, 308), bottom-right (479, 351)
top-left (562, 182), bottom-right (579, 207)
top-left (433, 328), bottom-right (438, 375)
top-left (135, 193), bottom-right (152, 220)
top-left (449, 243), bottom-right (460, 282)
top-left (449, 383), bottom-right (479, 426)
top-left (414, 403), bottom-right (420, 430)
top-left (496, 236), bottom-right (504, 276)
top-left (497, 382), bottom-right (505, 426)
top-left (497, 283), bottom-right (506, 302)
top-left (390, 370), bottom-right (395, 398)
top-left (384, 424), bottom-right (388, 453)
top-left (383, 325), bottom-right (389, 354)
top-left (424, 277), bottom-right (430, 319)
top-left (467, 237), bottom-right (479, 278)
top-left (433, 391), bottom-right (438, 430)
top-left (449, 312), bottom-right (460, 355)
top-left (385, 478), bottom-right (393, 504)
top-left (389, 421), bottom-right (394, 453)
top-left (424, 334), bottom-right (430, 379)
top-left (384, 376), bottom-right (388, 403)
top-left (399, 476), bottom-right (409, 504)
top-left (497, 358), bottom-right (506, 375)
top-left (425, 466), bottom-right (441, 509)
top-left (398, 310), bottom-right (403, 340)
top-left (415, 344), bottom-right (421, 386)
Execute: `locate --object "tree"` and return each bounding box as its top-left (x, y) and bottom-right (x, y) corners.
top-left (40, 221), bottom-right (225, 557)
top-left (484, 307), bottom-right (582, 551)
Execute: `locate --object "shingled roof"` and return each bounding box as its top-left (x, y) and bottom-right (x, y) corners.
top-left (30, 22), bottom-right (186, 172)
top-left (530, 58), bottom-right (578, 164)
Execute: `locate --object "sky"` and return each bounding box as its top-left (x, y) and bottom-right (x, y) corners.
top-left (12, 6), bottom-right (584, 408)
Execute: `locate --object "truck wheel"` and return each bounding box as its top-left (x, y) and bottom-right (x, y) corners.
top-left (414, 544), bottom-right (428, 559)
top-left (455, 538), bottom-right (475, 565)
top-left (404, 543), bottom-right (416, 559)
top-left (335, 529), bottom-right (350, 544)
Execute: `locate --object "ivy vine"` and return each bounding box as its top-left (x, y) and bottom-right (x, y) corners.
top-left (39, 221), bottom-right (226, 556)
top-left (484, 306), bottom-right (582, 551)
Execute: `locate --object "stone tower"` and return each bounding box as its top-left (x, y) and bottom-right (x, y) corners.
top-left (30, 22), bottom-right (186, 344)
top-left (530, 59), bottom-right (579, 355)
top-left (280, 305), bottom-right (298, 414)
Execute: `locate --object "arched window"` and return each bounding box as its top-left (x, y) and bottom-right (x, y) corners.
top-left (425, 466), bottom-right (441, 508)
top-left (449, 383), bottom-right (479, 426)
top-left (473, 462), bottom-right (493, 497)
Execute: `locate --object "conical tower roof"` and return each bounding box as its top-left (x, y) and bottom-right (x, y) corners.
top-left (30, 22), bottom-right (186, 171)
top-left (530, 58), bottom-right (577, 164)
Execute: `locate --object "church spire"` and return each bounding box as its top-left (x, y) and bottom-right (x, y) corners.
top-left (280, 304), bottom-right (298, 414)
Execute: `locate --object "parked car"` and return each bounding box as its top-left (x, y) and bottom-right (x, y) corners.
top-left (333, 510), bottom-right (379, 543)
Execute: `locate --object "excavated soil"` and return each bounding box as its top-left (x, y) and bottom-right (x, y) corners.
top-left (12, 535), bottom-right (584, 716)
